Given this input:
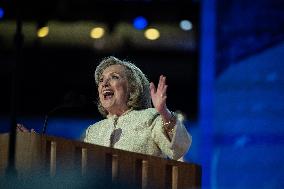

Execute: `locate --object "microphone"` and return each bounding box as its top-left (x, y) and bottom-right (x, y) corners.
top-left (42, 115), bottom-right (48, 134)
top-left (42, 104), bottom-right (69, 134)
top-left (41, 91), bottom-right (87, 134)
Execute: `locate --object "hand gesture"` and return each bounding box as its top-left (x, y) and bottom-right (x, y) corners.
top-left (150, 75), bottom-right (168, 114)
top-left (17, 123), bottom-right (36, 133)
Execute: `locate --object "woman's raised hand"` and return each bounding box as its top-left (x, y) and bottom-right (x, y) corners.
top-left (150, 75), bottom-right (168, 115)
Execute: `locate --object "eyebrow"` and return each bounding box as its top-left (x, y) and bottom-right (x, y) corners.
top-left (101, 71), bottom-right (122, 77)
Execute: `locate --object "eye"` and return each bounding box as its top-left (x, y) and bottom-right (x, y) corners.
top-left (112, 75), bottom-right (119, 79)
top-left (99, 78), bottom-right (104, 83)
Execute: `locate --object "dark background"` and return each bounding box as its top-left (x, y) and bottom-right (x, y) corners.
top-left (0, 0), bottom-right (199, 120)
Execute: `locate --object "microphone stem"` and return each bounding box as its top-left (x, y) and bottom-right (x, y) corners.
top-left (42, 114), bottom-right (49, 134)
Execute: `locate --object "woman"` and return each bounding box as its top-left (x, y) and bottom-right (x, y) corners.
top-left (84, 56), bottom-right (191, 160)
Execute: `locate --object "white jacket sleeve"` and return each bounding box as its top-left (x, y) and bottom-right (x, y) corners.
top-left (150, 113), bottom-right (192, 160)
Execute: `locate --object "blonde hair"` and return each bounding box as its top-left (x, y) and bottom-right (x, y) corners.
top-left (94, 56), bottom-right (152, 116)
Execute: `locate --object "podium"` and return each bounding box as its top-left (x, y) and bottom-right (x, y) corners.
top-left (0, 132), bottom-right (201, 189)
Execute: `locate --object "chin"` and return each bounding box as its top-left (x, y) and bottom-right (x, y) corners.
top-left (101, 102), bottom-right (114, 110)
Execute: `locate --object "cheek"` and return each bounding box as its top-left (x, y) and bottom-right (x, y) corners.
top-left (98, 87), bottom-right (103, 97)
top-left (121, 85), bottom-right (130, 100)
top-left (115, 84), bottom-right (128, 97)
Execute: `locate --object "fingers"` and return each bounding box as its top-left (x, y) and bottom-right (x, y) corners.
top-left (150, 82), bottom-right (156, 97)
top-left (155, 75), bottom-right (166, 90)
top-left (158, 75), bottom-right (166, 90)
top-left (161, 85), bottom-right (168, 98)
top-left (31, 129), bottom-right (37, 134)
top-left (16, 123), bottom-right (30, 132)
top-left (157, 75), bottom-right (162, 89)
top-left (159, 75), bottom-right (168, 96)
top-left (16, 125), bottom-right (21, 132)
top-left (150, 75), bottom-right (168, 96)
top-left (150, 82), bottom-right (156, 91)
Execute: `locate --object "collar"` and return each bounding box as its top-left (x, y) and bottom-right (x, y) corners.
top-left (106, 108), bottom-right (133, 119)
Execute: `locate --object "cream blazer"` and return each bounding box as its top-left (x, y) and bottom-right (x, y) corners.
top-left (84, 108), bottom-right (191, 160)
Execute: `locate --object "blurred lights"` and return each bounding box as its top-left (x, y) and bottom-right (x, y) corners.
top-left (0, 7), bottom-right (4, 19)
top-left (144, 28), bottom-right (160, 40)
top-left (37, 26), bottom-right (49, 38)
top-left (179, 20), bottom-right (192, 31)
top-left (90, 27), bottom-right (105, 39)
top-left (133, 16), bottom-right (148, 30)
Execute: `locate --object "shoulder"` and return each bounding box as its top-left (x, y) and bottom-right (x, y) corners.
top-left (131, 108), bottom-right (159, 117)
top-left (129, 108), bottom-right (160, 125)
top-left (86, 118), bottom-right (108, 132)
top-left (84, 118), bottom-right (109, 143)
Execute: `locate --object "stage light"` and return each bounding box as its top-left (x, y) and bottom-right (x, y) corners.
top-left (179, 20), bottom-right (193, 31)
top-left (144, 28), bottom-right (160, 40)
top-left (90, 27), bottom-right (105, 39)
top-left (37, 26), bottom-right (49, 38)
top-left (133, 16), bottom-right (148, 30)
top-left (0, 7), bottom-right (4, 19)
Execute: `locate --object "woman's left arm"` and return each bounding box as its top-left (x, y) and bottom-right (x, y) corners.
top-left (150, 75), bottom-right (192, 160)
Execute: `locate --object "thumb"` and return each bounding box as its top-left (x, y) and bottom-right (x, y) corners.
top-left (150, 82), bottom-right (156, 94)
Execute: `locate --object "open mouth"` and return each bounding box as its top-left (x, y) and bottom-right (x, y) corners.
top-left (103, 90), bottom-right (114, 100)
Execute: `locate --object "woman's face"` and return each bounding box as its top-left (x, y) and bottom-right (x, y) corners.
top-left (98, 64), bottom-right (130, 116)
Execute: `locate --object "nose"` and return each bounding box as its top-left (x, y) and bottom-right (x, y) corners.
top-left (102, 78), bottom-right (110, 87)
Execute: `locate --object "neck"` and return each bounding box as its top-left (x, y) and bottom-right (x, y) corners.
top-left (107, 107), bottom-right (130, 117)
